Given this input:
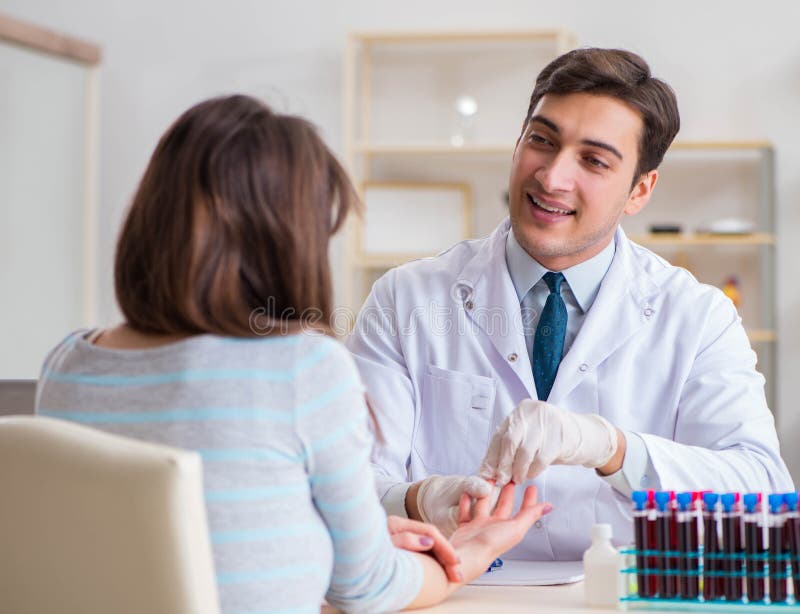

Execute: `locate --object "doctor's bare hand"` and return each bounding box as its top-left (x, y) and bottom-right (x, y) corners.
top-left (479, 399), bottom-right (620, 485)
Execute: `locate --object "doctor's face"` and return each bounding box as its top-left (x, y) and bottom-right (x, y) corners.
top-left (508, 92), bottom-right (657, 271)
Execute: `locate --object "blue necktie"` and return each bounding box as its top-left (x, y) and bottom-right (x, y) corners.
top-left (533, 272), bottom-right (567, 401)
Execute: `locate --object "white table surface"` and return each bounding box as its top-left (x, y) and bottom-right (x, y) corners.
top-left (418, 581), bottom-right (599, 613)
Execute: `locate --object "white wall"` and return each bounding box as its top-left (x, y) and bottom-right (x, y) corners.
top-left (4, 0), bottom-right (800, 479)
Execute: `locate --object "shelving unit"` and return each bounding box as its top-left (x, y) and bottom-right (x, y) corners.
top-left (341, 33), bottom-right (777, 410)
top-left (342, 29), bottom-right (575, 307)
top-left (623, 141), bottom-right (776, 409)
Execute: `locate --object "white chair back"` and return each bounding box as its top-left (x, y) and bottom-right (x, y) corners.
top-left (0, 415), bottom-right (220, 614)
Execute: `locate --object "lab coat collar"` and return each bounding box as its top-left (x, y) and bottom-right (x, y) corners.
top-left (456, 220), bottom-right (662, 404)
top-left (456, 218), bottom-right (536, 397)
top-left (457, 217), bottom-right (512, 292)
top-left (547, 226), bottom-right (661, 404)
top-left (505, 228), bottom-right (615, 314)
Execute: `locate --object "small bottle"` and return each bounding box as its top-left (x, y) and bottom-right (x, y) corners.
top-left (584, 523), bottom-right (623, 607)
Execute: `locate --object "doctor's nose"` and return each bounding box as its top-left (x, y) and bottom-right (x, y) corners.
top-left (534, 152), bottom-right (576, 193)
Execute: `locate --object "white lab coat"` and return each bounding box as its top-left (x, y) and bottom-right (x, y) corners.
top-left (347, 218), bottom-right (792, 560)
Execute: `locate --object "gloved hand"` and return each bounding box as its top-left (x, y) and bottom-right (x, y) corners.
top-left (416, 475), bottom-right (493, 537)
top-left (479, 399), bottom-right (618, 485)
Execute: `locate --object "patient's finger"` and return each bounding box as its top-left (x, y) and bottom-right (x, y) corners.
top-left (492, 482), bottom-right (517, 518)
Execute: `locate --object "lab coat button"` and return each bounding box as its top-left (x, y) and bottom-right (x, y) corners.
top-left (534, 520), bottom-right (543, 529)
top-left (508, 353), bottom-right (518, 363)
top-left (465, 300), bottom-right (474, 311)
top-left (452, 283), bottom-right (472, 301)
top-left (643, 307), bottom-right (654, 318)
top-left (579, 363), bottom-right (589, 372)
top-left (640, 475), bottom-right (649, 486)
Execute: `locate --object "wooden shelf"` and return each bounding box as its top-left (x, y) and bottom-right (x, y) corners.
top-left (670, 140), bottom-right (772, 151)
top-left (629, 232), bottom-right (775, 247)
top-left (0, 13), bottom-right (101, 65)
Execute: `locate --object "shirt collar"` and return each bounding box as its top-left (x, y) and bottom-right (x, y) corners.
top-left (505, 229), bottom-right (615, 313)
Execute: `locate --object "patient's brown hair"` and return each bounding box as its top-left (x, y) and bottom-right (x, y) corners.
top-left (115, 94), bottom-right (358, 337)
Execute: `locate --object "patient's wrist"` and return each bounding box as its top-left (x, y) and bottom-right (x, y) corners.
top-left (452, 541), bottom-right (495, 584)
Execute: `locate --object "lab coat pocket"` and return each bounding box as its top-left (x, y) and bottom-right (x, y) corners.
top-left (415, 365), bottom-right (496, 476)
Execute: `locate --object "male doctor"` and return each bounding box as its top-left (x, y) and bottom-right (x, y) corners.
top-left (346, 48), bottom-right (792, 559)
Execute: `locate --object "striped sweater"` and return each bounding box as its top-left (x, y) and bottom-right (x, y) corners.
top-left (36, 330), bottom-right (421, 614)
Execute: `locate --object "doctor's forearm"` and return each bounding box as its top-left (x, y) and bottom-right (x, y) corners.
top-left (596, 429), bottom-right (627, 476)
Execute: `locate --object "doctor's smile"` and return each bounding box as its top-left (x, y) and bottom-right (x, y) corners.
top-left (526, 192), bottom-right (576, 218)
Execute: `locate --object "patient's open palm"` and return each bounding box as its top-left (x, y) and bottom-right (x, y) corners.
top-left (449, 482), bottom-right (549, 557)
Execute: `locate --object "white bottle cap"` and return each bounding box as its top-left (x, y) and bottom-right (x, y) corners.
top-left (591, 523), bottom-right (612, 540)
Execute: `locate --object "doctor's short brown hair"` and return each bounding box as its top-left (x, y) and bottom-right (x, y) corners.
top-left (114, 94), bottom-right (358, 337)
top-left (525, 47), bottom-right (680, 183)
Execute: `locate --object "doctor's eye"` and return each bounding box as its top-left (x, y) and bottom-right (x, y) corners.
top-left (583, 155), bottom-right (609, 170)
top-left (528, 133), bottom-right (553, 147)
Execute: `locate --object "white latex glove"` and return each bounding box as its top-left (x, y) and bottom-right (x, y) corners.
top-left (416, 475), bottom-right (493, 537)
top-left (479, 399), bottom-right (618, 485)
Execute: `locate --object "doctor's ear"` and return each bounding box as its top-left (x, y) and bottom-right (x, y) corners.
top-left (624, 170), bottom-right (658, 216)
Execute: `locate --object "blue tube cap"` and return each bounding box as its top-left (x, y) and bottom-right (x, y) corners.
top-left (676, 492), bottom-right (693, 511)
top-left (743, 493), bottom-right (760, 514)
top-left (654, 491), bottom-right (671, 512)
top-left (768, 493), bottom-right (785, 514)
top-left (720, 493), bottom-right (737, 513)
top-left (632, 490), bottom-right (648, 511)
top-left (703, 492), bottom-right (719, 511)
top-left (784, 492), bottom-right (799, 511)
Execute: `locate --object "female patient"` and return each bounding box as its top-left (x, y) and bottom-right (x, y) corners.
top-left (35, 95), bottom-right (550, 612)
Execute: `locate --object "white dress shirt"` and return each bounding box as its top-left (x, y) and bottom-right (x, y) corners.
top-left (505, 230), bottom-right (657, 495)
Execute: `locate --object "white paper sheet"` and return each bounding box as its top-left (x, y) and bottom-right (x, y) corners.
top-left (470, 559), bottom-right (584, 586)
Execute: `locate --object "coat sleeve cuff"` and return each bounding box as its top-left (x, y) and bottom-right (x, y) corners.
top-left (381, 480), bottom-right (412, 518)
top-left (599, 431), bottom-right (659, 496)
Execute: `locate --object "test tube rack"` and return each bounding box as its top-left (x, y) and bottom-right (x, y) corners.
top-left (622, 490), bottom-right (800, 612)
top-left (619, 546), bottom-right (800, 611)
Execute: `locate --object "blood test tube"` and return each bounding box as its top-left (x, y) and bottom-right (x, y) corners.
top-left (655, 491), bottom-right (676, 598)
top-left (743, 493), bottom-right (766, 603)
top-left (646, 490), bottom-right (658, 596)
top-left (783, 492), bottom-right (800, 599)
top-left (703, 493), bottom-right (722, 601)
top-left (676, 492), bottom-right (699, 599)
top-left (721, 492), bottom-right (743, 601)
top-left (632, 491), bottom-right (653, 598)
top-left (768, 493), bottom-right (788, 603)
